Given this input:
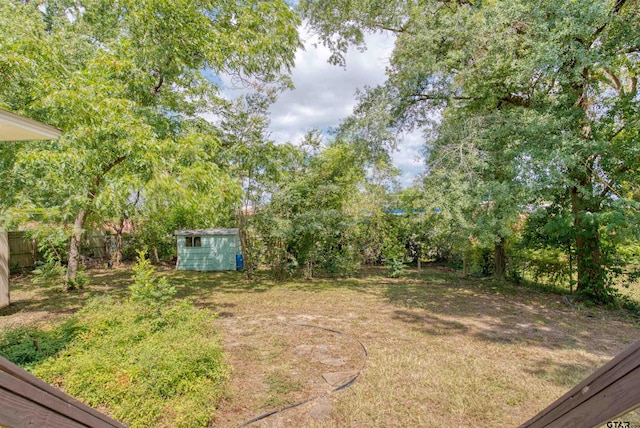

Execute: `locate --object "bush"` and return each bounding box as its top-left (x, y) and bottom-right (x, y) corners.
top-left (323, 249), bottom-right (360, 277)
top-left (525, 249), bottom-right (571, 287)
top-left (130, 250), bottom-right (176, 317)
top-left (33, 299), bottom-right (228, 428)
top-left (31, 258), bottom-right (65, 282)
top-left (0, 320), bottom-right (83, 369)
top-left (385, 257), bottom-right (406, 278)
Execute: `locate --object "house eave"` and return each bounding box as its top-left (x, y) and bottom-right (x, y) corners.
top-left (0, 108), bottom-right (62, 141)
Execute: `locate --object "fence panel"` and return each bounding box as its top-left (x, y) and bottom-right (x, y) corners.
top-left (7, 232), bottom-right (36, 271)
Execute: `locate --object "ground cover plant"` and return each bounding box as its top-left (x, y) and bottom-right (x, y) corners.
top-left (2, 265), bottom-right (640, 427)
top-left (0, 257), bottom-right (228, 428)
top-left (32, 298), bottom-right (227, 428)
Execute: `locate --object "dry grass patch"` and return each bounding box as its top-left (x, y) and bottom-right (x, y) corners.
top-left (201, 269), bottom-right (640, 427)
top-left (2, 266), bottom-right (640, 427)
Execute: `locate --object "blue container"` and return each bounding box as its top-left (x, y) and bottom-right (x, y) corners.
top-left (236, 253), bottom-right (244, 271)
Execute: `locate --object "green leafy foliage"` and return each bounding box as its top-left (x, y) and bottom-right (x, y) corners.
top-left (256, 141), bottom-right (366, 278)
top-left (0, 0), bottom-right (300, 282)
top-left (524, 249), bottom-right (572, 288)
top-left (385, 257), bottom-right (406, 278)
top-left (21, 224), bottom-right (69, 282)
top-left (33, 299), bottom-right (227, 428)
top-left (130, 250), bottom-right (176, 317)
top-left (301, 0), bottom-right (640, 303)
top-left (68, 269), bottom-right (89, 290)
top-left (0, 320), bottom-right (83, 369)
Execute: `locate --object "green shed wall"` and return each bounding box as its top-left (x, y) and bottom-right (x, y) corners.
top-left (177, 234), bottom-right (238, 271)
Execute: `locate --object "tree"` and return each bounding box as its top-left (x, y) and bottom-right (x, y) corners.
top-left (131, 124), bottom-right (242, 263)
top-left (216, 91), bottom-right (295, 276)
top-left (349, 161), bottom-right (403, 266)
top-left (92, 174), bottom-right (142, 266)
top-left (425, 108), bottom-right (530, 277)
top-left (257, 140), bottom-right (366, 278)
top-left (0, 0), bottom-right (300, 287)
top-left (300, 0), bottom-right (640, 302)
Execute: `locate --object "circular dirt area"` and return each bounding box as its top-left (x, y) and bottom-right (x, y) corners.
top-left (213, 314), bottom-right (368, 427)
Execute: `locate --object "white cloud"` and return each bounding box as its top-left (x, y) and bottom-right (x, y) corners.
top-left (219, 24), bottom-right (425, 187)
top-left (390, 131), bottom-right (425, 187)
top-left (267, 27), bottom-right (394, 141)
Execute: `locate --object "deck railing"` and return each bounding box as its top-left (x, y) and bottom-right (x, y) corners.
top-left (0, 355), bottom-right (125, 428)
top-left (2, 330), bottom-right (639, 427)
top-left (520, 338), bottom-right (640, 427)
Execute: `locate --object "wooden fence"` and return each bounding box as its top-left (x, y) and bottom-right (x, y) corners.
top-left (0, 355), bottom-right (126, 428)
top-left (7, 232), bottom-right (37, 271)
top-left (83, 234), bottom-right (109, 259)
top-left (6, 232), bottom-right (109, 271)
top-left (520, 337), bottom-right (640, 427)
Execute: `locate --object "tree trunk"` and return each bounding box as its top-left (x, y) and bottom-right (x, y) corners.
top-left (568, 242), bottom-right (573, 294)
top-left (571, 185), bottom-right (606, 301)
top-left (151, 247), bottom-right (160, 264)
top-left (494, 236), bottom-right (506, 278)
top-left (65, 158), bottom-right (127, 286)
top-left (238, 209), bottom-right (252, 278)
top-left (65, 208), bottom-right (88, 289)
top-left (305, 260), bottom-right (313, 279)
top-left (111, 218), bottom-right (125, 267)
top-left (114, 231), bottom-right (123, 266)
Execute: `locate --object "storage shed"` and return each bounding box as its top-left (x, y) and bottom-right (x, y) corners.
top-left (176, 228), bottom-right (240, 271)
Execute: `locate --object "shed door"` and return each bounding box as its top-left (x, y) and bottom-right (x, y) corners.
top-left (211, 235), bottom-right (236, 271)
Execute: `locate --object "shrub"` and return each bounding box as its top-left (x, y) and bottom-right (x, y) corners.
top-left (33, 298), bottom-right (228, 428)
top-left (130, 250), bottom-right (176, 317)
top-left (0, 320), bottom-right (83, 369)
top-left (385, 257), bottom-right (406, 278)
top-left (31, 258), bottom-right (65, 282)
top-left (323, 249), bottom-right (360, 277)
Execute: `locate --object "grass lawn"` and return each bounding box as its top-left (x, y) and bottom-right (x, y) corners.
top-left (2, 265), bottom-right (640, 427)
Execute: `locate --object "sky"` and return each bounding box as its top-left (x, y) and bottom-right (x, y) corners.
top-left (226, 26), bottom-right (426, 188)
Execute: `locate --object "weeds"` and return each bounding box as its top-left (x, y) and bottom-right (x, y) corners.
top-left (33, 298), bottom-right (228, 428)
top-left (262, 371), bottom-right (304, 408)
top-left (0, 320), bottom-right (83, 369)
top-left (130, 250), bottom-right (176, 318)
top-left (385, 257), bottom-right (406, 278)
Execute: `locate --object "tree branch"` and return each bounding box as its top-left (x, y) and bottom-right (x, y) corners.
top-left (499, 93), bottom-right (531, 108)
top-left (92, 155), bottom-right (127, 196)
top-left (585, 159), bottom-right (625, 200)
top-left (591, 0), bottom-right (629, 45)
top-left (574, 67), bottom-right (591, 108)
top-left (603, 67), bottom-right (623, 95)
top-left (151, 71), bottom-right (164, 95)
top-left (375, 23), bottom-right (409, 34)
top-left (613, 0), bottom-right (629, 14)
top-left (411, 93), bottom-right (476, 102)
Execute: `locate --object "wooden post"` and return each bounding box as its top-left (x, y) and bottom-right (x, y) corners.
top-left (0, 231), bottom-right (9, 308)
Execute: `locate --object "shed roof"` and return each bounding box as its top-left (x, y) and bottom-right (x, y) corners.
top-left (175, 228), bottom-right (239, 236)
